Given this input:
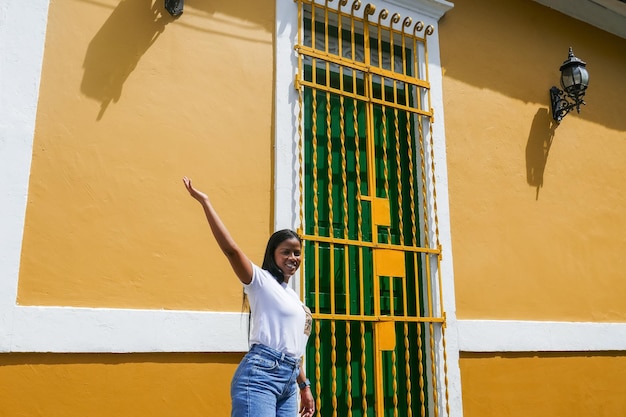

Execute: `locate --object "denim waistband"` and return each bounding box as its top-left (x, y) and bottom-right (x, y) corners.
top-left (249, 344), bottom-right (301, 368)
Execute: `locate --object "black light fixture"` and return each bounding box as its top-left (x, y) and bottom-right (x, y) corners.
top-left (165, 0), bottom-right (183, 17)
top-left (550, 47), bottom-right (589, 122)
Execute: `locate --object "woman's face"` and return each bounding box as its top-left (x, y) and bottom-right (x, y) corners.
top-left (274, 237), bottom-right (302, 279)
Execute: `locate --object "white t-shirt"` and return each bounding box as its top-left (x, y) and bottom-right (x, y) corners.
top-left (244, 264), bottom-right (312, 358)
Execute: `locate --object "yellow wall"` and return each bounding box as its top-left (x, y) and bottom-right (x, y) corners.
top-left (440, 0), bottom-right (626, 321)
top-left (460, 352), bottom-right (626, 417)
top-left (18, 0), bottom-right (274, 311)
top-left (0, 352), bottom-right (243, 417)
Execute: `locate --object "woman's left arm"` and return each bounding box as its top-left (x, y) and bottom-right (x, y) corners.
top-left (297, 367), bottom-right (315, 417)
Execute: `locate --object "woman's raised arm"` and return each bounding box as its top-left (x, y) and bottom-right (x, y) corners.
top-left (182, 176), bottom-right (253, 284)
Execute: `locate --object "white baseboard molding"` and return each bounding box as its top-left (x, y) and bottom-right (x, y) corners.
top-left (457, 319), bottom-right (626, 352)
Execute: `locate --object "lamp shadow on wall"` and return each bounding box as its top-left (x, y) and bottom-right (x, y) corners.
top-left (525, 108), bottom-right (558, 200)
top-left (81, 0), bottom-right (174, 120)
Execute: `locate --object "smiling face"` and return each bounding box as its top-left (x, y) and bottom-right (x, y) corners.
top-left (273, 237), bottom-right (302, 281)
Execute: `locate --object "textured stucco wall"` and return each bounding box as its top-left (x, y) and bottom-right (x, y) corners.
top-left (17, 0), bottom-right (275, 311)
top-left (441, 0), bottom-right (626, 322)
top-left (460, 352), bottom-right (626, 417)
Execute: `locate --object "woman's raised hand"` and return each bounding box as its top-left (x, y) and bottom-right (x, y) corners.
top-left (182, 176), bottom-right (208, 203)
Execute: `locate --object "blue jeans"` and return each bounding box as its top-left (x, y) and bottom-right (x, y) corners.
top-left (231, 344), bottom-right (301, 417)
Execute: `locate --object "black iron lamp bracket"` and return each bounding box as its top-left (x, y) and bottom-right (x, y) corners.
top-left (550, 86), bottom-right (586, 123)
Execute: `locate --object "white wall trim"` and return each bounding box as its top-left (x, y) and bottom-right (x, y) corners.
top-left (457, 319), bottom-right (626, 352)
top-left (273, 0), bottom-right (301, 298)
top-left (0, 0), bottom-right (50, 351)
top-left (533, 0), bottom-right (626, 40)
top-left (7, 307), bottom-right (248, 353)
top-left (386, 0), bottom-right (454, 19)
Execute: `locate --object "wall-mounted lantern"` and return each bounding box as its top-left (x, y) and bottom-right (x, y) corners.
top-left (165, 0), bottom-right (183, 17)
top-left (550, 47), bottom-right (589, 123)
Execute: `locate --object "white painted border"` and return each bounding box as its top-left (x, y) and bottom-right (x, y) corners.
top-left (457, 320), bottom-right (626, 352)
top-left (9, 307), bottom-right (248, 353)
top-left (532, 0), bottom-right (626, 40)
top-left (0, 0), bottom-right (249, 354)
top-left (273, 0), bottom-right (300, 236)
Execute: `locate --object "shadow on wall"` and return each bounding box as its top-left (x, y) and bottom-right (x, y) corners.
top-left (80, 0), bottom-right (273, 120)
top-left (81, 0), bottom-right (174, 120)
top-left (525, 108), bottom-right (557, 200)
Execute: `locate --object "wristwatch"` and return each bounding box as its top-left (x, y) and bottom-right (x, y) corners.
top-left (298, 379), bottom-right (311, 390)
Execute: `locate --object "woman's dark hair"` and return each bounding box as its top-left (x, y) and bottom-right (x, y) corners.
top-left (261, 229), bottom-right (302, 284)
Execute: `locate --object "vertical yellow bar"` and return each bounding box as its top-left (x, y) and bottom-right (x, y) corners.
top-left (425, 251), bottom-right (433, 318)
top-left (324, 2), bottom-right (329, 54)
top-left (350, 4), bottom-right (356, 62)
top-left (381, 103), bottom-right (390, 242)
top-left (345, 246), bottom-right (350, 316)
top-left (429, 321), bottom-right (439, 417)
top-left (353, 96), bottom-right (362, 236)
top-left (441, 312), bottom-right (451, 417)
top-left (315, 242), bottom-right (320, 314)
top-left (296, 2), bottom-right (305, 296)
top-left (390, 14), bottom-right (397, 74)
top-left (404, 322), bottom-right (413, 417)
top-left (359, 249), bottom-right (365, 317)
top-left (297, 0), bottom-right (302, 48)
top-left (417, 322), bottom-right (426, 417)
top-left (312, 88), bottom-right (319, 236)
top-left (373, 255), bottom-right (384, 417)
top-left (326, 90), bottom-right (336, 316)
top-left (393, 108), bottom-right (404, 245)
top-left (345, 321), bottom-right (353, 417)
top-left (401, 275), bottom-right (408, 319)
top-left (392, 348), bottom-right (399, 417)
top-left (407, 111), bottom-right (417, 248)
top-left (376, 11), bottom-right (384, 70)
top-left (389, 277), bottom-right (395, 316)
top-left (401, 18), bottom-right (409, 78)
top-left (337, 3), bottom-right (343, 59)
top-left (374, 323), bottom-right (385, 417)
top-left (339, 70), bottom-right (350, 317)
top-left (314, 319), bottom-right (322, 414)
top-left (311, 85), bottom-right (320, 314)
top-left (360, 322), bottom-right (368, 415)
top-left (424, 25), bottom-right (433, 112)
top-left (414, 252), bottom-right (422, 325)
top-left (331, 320), bottom-right (338, 417)
top-left (311, 88), bottom-right (320, 315)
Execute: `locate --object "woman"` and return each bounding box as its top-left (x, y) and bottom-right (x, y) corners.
top-left (183, 177), bottom-right (315, 417)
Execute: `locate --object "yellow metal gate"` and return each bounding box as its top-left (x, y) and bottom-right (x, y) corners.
top-left (294, 1), bottom-right (450, 416)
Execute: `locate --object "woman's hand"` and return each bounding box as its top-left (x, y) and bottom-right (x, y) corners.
top-left (299, 387), bottom-right (315, 417)
top-left (182, 176), bottom-right (208, 203)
